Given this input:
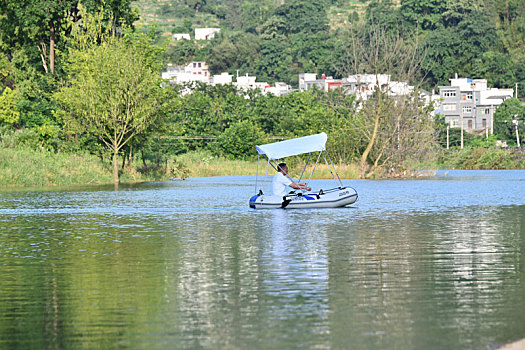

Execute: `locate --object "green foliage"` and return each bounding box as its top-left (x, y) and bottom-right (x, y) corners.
top-left (165, 40), bottom-right (197, 65)
top-left (401, 0), bottom-right (447, 30)
top-left (55, 8), bottom-right (167, 183)
top-left (0, 87), bottom-right (20, 125)
top-left (215, 120), bottom-right (267, 159)
top-left (493, 98), bottom-right (525, 143)
top-left (440, 148), bottom-right (523, 170)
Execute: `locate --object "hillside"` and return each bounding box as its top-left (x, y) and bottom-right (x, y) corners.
top-left (132, 0), bottom-right (372, 37)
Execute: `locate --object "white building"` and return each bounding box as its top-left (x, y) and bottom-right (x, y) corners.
top-left (210, 72), bottom-right (233, 85)
top-left (161, 61), bottom-right (210, 85)
top-left (265, 82), bottom-right (293, 96)
top-left (344, 74), bottom-right (392, 100)
top-left (438, 76), bottom-right (514, 132)
top-left (298, 73), bottom-right (343, 92)
top-left (172, 33), bottom-right (190, 40)
top-left (195, 28), bottom-right (220, 40)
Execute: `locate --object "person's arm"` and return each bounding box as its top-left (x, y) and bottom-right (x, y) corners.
top-left (289, 182), bottom-right (311, 191)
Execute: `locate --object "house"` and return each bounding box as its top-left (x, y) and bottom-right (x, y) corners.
top-left (210, 72), bottom-right (233, 85)
top-left (172, 33), bottom-right (190, 40)
top-left (343, 74), bottom-right (392, 100)
top-left (438, 75), bottom-right (514, 133)
top-left (195, 28), bottom-right (220, 40)
top-left (161, 61), bottom-right (210, 84)
top-left (298, 73), bottom-right (343, 92)
top-left (299, 73), bottom-right (419, 100)
top-left (265, 82), bottom-right (292, 97)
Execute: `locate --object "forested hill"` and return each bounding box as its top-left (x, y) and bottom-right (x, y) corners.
top-left (133, 0), bottom-right (525, 91)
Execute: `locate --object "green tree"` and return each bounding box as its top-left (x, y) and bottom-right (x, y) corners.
top-left (164, 40), bottom-right (197, 65)
top-left (56, 11), bottom-right (166, 184)
top-left (473, 51), bottom-right (516, 88)
top-left (400, 0), bottom-right (447, 30)
top-left (216, 120), bottom-right (266, 159)
top-left (493, 98), bottom-right (525, 143)
top-left (0, 0), bottom-right (137, 75)
top-left (0, 87), bottom-right (20, 125)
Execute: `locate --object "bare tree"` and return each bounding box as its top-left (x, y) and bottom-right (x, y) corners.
top-left (337, 23), bottom-right (437, 178)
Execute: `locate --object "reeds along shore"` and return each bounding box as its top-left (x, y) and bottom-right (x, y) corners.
top-left (1, 148), bottom-right (525, 187)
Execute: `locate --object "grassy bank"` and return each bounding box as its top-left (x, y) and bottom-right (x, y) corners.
top-left (2, 147), bottom-right (522, 188)
top-left (175, 151), bottom-right (361, 179)
top-left (0, 148), bottom-right (169, 187)
top-left (437, 148), bottom-right (525, 170)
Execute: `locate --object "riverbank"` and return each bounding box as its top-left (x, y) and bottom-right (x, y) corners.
top-left (1, 147), bottom-right (524, 187)
top-left (0, 148), bottom-right (167, 187)
top-left (174, 151), bottom-right (361, 179)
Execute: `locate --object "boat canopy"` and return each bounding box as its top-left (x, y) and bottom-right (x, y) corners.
top-left (256, 132), bottom-right (327, 160)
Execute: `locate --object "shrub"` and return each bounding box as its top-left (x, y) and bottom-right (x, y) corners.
top-left (215, 120), bottom-right (267, 160)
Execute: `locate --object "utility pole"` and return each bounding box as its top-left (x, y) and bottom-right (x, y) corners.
top-left (460, 107), bottom-right (464, 149)
top-left (514, 114), bottom-right (520, 147)
top-left (446, 125), bottom-right (449, 150)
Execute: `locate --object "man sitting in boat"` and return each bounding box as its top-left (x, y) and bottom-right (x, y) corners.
top-left (273, 163), bottom-right (311, 197)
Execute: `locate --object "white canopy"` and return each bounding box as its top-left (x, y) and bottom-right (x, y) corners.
top-left (256, 132), bottom-right (327, 160)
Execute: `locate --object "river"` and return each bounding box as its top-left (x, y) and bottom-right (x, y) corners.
top-left (0, 170), bottom-right (524, 349)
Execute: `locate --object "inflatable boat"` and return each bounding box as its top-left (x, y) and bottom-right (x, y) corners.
top-left (249, 132), bottom-right (358, 209)
top-left (249, 187), bottom-right (358, 209)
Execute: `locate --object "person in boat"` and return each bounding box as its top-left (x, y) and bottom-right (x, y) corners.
top-left (273, 163), bottom-right (311, 197)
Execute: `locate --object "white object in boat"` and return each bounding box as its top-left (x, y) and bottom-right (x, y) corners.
top-left (249, 132), bottom-right (358, 209)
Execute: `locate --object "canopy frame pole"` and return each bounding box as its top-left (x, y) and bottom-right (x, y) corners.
top-left (322, 152), bottom-right (339, 185)
top-left (298, 152), bottom-right (311, 184)
top-left (326, 151), bottom-right (344, 187)
top-left (265, 157), bottom-right (270, 175)
top-left (305, 151), bottom-right (323, 190)
top-left (255, 154), bottom-right (260, 194)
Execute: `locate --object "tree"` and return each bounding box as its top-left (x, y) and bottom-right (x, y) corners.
top-left (0, 87), bottom-right (20, 125)
top-left (56, 10), bottom-right (166, 184)
top-left (493, 98), bottom-right (525, 143)
top-left (400, 0), bottom-right (447, 30)
top-left (0, 0), bottom-right (137, 75)
top-left (338, 24), bottom-right (436, 178)
top-left (473, 51), bottom-right (516, 88)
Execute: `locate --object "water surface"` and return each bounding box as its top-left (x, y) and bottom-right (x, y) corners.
top-left (0, 170), bottom-right (524, 349)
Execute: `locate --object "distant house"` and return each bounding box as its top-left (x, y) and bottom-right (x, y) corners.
top-left (344, 74), bottom-right (392, 100)
top-left (172, 33), bottom-right (190, 41)
top-left (210, 72), bottom-right (233, 85)
top-left (195, 28), bottom-right (220, 40)
top-left (299, 73), bottom-right (416, 100)
top-left (265, 82), bottom-right (292, 97)
top-left (298, 73), bottom-right (343, 92)
top-left (161, 61), bottom-right (210, 85)
top-left (438, 75), bottom-right (514, 133)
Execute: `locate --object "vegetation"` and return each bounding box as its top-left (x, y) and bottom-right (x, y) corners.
top-left (138, 0), bottom-right (525, 94)
top-left (0, 0), bottom-right (524, 187)
top-left (56, 6), bottom-right (168, 184)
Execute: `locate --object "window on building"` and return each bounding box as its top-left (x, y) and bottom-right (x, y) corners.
top-left (462, 106), bottom-right (472, 114)
top-left (198, 62), bottom-right (202, 68)
top-left (465, 92), bottom-right (473, 100)
top-left (443, 90), bottom-right (456, 97)
top-left (482, 119), bottom-right (487, 128)
top-left (443, 104), bottom-right (457, 111)
top-left (468, 120), bottom-right (473, 129)
top-left (193, 63), bottom-right (196, 68)
top-left (483, 108), bottom-right (491, 115)
top-left (450, 119), bottom-right (459, 127)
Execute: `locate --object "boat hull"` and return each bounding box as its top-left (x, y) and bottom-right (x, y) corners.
top-left (249, 187), bottom-right (358, 209)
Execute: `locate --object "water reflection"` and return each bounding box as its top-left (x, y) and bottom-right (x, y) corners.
top-left (0, 171), bottom-right (524, 349)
